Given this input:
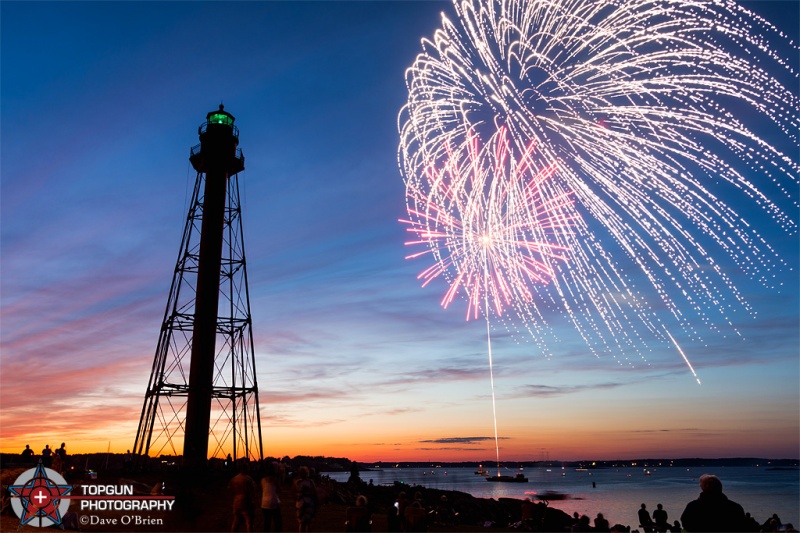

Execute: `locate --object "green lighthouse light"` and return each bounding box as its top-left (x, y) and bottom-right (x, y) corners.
top-left (209, 112), bottom-right (233, 126)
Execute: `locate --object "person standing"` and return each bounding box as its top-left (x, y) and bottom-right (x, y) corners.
top-left (41, 445), bottom-right (53, 467)
top-left (261, 462), bottom-right (282, 532)
top-left (388, 491), bottom-right (408, 532)
top-left (680, 474), bottom-right (749, 532)
top-left (293, 466), bottom-right (317, 533)
top-left (55, 442), bottom-right (67, 472)
top-left (345, 495), bottom-right (372, 532)
top-left (229, 463), bottom-right (257, 532)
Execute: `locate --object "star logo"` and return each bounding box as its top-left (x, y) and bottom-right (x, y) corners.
top-left (8, 462), bottom-right (73, 527)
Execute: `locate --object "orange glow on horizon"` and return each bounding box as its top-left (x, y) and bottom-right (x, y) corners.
top-left (6, 427), bottom-right (794, 463)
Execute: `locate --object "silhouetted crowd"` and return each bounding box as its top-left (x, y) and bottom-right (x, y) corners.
top-left (566, 474), bottom-right (794, 533)
top-left (20, 442), bottom-right (68, 472)
top-left (379, 473), bottom-right (796, 533)
top-left (216, 465), bottom-right (795, 533)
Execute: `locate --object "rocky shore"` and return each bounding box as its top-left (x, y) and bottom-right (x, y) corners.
top-left (317, 474), bottom-right (576, 531)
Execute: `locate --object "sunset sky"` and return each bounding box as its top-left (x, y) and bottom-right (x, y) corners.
top-left (1, 1), bottom-right (798, 463)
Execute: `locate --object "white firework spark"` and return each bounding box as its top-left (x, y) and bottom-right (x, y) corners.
top-left (399, 0), bottom-right (799, 371)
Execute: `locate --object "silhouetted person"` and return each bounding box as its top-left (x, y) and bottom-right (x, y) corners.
top-left (639, 503), bottom-right (654, 533)
top-left (388, 491), bottom-right (408, 532)
top-left (260, 462), bottom-right (282, 532)
top-left (41, 445), bottom-right (52, 467)
top-left (744, 513), bottom-right (760, 531)
top-left (669, 520), bottom-right (682, 533)
top-left (229, 463), bottom-right (257, 532)
top-left (412, 491), bottom-right (425, 509)
top-left (21, 445), bottom-right (34, 463)
top-left (572, 514), bottom-right (592, 532)
top-left (123, 450), bottom-right (133, 472)
top-left (293, 466), bottom-right (317, 533)
top-left (347, 463), bottom-right (362, 484)
top-left (345, 495), bottom-right (372, 532)
top-left (51, 452), bottom-right (63, 475)
top-left (763, 514), bottom-right (783, 531)
top-left (680, 474), bottom-right (748, 532)
top-left (653, 503), bottom-right (668, 532)
top-left (54, 442), bottom-right (67, 472)
top-left (594, 512), bottom-right (610, 532)
top-left (404, 500), bottom-right (427, 532)
top-left (435, 495), bottom-right (455, 526)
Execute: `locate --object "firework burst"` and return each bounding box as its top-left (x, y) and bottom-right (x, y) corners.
top-left (403, 127), bottom-right (578, 316)
top-left (399, 0), bottom-right (799, 370)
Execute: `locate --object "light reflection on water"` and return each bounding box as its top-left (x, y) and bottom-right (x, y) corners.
top-left (326, 466), bottom-right (799, 527)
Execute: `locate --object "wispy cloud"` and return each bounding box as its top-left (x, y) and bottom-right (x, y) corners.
top-left (629, 428), bottom-right (702, 434)
top-left (420, 436), bottom-right (509, 445)
top-left (260, 388), bottom-right (350, 405)
top-left (510, 381), bottom-right (627, 398)
top-left (377, 366), bottom-right (487, 389)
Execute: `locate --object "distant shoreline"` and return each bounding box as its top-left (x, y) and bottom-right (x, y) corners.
top-left (0, 452), bottom-right (797, 471)
top-left (358, 457), bottom-right (799, 470)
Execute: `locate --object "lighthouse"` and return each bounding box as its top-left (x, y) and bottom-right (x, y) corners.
top-left (133, 106), bottom-right (263, 468)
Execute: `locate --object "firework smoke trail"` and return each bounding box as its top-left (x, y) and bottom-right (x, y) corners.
top-left (399, 0), bottom-right (798, 379)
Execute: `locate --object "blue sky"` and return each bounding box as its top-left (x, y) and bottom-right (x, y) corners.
top-left (1, 1), bottom-right (798, 461)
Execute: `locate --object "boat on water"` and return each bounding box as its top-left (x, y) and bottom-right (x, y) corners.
top-left (475, 464), bottom-right (490, 475)
top-left (486, 473), bottom-right (528, 483)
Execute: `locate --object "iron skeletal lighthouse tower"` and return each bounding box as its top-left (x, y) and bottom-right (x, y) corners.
top-left (133, 106), bottom-right (263, 468)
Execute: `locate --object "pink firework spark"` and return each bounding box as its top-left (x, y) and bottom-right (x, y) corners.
top-left (401, 127), bottom-right (577, 321)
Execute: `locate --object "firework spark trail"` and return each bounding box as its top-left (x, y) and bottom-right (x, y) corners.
top-left (399, 0), bottom-right (798, 373)
top-left (483, 254), bottom-right (501, 476)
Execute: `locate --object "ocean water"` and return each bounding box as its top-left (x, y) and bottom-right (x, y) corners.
top-left (327, 466), bottom-right (799, 528)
